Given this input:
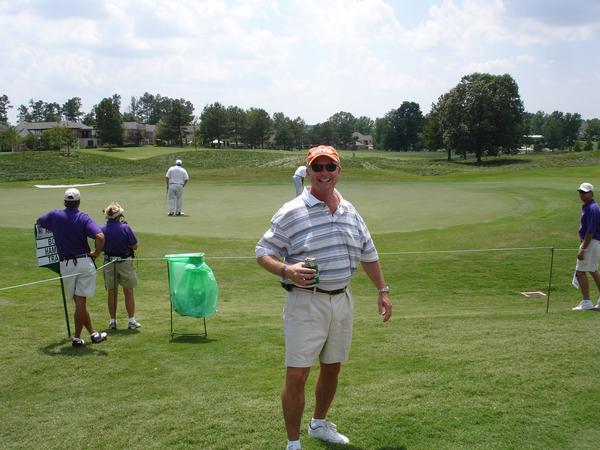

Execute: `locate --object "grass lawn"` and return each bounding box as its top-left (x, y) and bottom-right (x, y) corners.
top-left (1, 147), bottom-right (600, 449)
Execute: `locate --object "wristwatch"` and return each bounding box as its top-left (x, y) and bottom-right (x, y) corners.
top-left (378, 286), bottom-right (390, 294)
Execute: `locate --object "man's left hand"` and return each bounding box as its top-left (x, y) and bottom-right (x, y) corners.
top-left (378, 293), bottom-right (392, 322)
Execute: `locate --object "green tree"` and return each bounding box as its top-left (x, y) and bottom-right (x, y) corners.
top-left (563, 112), bottom-right (582, 147)
top-left (43, 102), bottom-right (62, 122)
top-left (156, 98), bottom-right (195, 147)
top-left (382, 101), bottom-right (424, 151)
top-left (328, 111), bottom-right (356, 149)
top-left (244, 108), bottom-right (272, 148)
top-left (421, 103), bottom-right (444, 152)
top-left (62, 97), bottom-right (83, 122)
top-left (40, 126), bottom-right (77, 152)
top-left (17, 105), bottom-right (31, 122)
top-left (28, 99), bottom-right (45, 122)
top-left (273, 112), bottom-right (294, 149)
top-left (541, 111), bottom-right (565, 149)
top-left (585, 118), bottom-right (600, 140)
top-left (437, 73), bottom-right (524, 162)
top-left (199, 102), bottom-right (227, 146)
top-left (0, 94), bottom-right (12, 124)
top-left (355, 116), bottom-right (374, 135)
top-left (0, 126), bottom-right (18, 151)
top-left (291, 117), bottom-right (307, 149)
top-left (95, 96), bottom-right (123, 148)
top-left (226, 105), bottom-right (246, 147)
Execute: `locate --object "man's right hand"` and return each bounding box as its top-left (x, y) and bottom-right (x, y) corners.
top-left (284, 262), bottom-right (318, 286)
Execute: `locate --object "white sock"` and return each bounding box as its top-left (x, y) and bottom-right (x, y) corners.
top-left (287, 440), bottom-right (301, 450)
top-left (310, 418), bottom-right (326, 428)
top-left (109, 319), bottom-right (116, 324)
top-left (128, 317), bottom-right (135, 322)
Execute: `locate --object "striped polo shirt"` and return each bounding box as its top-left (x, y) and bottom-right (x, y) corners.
top-left (256, 189), bottom-right (379, 290)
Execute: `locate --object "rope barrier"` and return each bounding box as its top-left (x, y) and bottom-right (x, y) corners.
top-left (0, 246), bottom-right (580, 293)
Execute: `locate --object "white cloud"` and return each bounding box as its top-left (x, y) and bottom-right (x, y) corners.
top-left (0, 0), bottom-right (599, 123)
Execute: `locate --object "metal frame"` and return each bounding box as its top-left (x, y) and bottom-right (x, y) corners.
top-left (166, 259), bottom-right (208, 340)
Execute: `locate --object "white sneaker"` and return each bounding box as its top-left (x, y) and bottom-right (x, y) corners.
top-left (308, 420), bottom-right (349, 445)
top-left (72, 337), bottom-right (85, 347)
top-left (128, 319), bottom-right (141, 329)
top-left (572, 300), bottom-right (594, 311)
top-left (91, 331), bottom-right (108, 344)
top-left (108, 320), bottom-right (117, 330)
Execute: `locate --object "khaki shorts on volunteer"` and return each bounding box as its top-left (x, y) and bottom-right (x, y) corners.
top-left (283, 287), bottom-right (353, 367)
top-left (103, 259), bottom-right (137, 289)
top-left (60, 256), bottom-right (97, 299)
top-left (576, 239), bottom-right (600, 272)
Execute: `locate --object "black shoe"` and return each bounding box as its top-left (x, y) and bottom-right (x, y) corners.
top-left (168, 212), bottom-right (174, 216)
top-left (72, 337), bottom-right (85, 347)
top-left (91, 332), bottom-right (108, 344)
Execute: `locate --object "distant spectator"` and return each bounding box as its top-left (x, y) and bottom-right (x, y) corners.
top-left (165, 159), bottom-right (189, 216)
top-left (293, 165), bottom-right (306, 197)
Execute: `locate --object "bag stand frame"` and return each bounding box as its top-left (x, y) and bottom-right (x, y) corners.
top-left (166, 260), bottom-right (208, 340)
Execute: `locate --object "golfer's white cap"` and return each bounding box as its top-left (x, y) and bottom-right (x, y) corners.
top-left (64, 187), bottom-right (81, 201)
top-left (176, 159), bottom-right (182, 166)
top-left (578, 182), bottom-right (594, 193)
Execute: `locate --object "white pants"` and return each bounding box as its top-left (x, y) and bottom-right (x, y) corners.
top-left (293, 176), bottom-right (303, 196)
top-left (168, 184), bottom-right (184, 214)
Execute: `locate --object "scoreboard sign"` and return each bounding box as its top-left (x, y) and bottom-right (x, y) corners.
top-left (34, 224), bottom-right (60, 273)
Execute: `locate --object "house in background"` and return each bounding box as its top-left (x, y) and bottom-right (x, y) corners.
top-left (352, 131), bottom-right (374, 150)
top-left (123, 122), bottom-right (156, 146)
top-left (16, 121), bottom-right (97, 148)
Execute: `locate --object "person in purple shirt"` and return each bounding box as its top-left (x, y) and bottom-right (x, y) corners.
top-left (36, 188), bottom-right (108, 347)
top-left (101, 202), bottom-right (140, 330)
top-left (572, 182), bottom-right (600, 311)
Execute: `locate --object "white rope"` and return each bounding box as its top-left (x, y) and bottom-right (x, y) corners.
top-left (0, 259), bottom-right (115, 292)
top-left (0, 246), bottom-right (580, 292)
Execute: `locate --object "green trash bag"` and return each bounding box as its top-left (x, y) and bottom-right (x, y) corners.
top-left (166, 253), bottom-right (218, 318)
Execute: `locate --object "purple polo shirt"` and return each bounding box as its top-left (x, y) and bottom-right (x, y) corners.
top-left (579, 199), bottom-right (600, 241)
top-left (101, 220), bottom-right (138, 257)
top-left (37, 208), bottom-right (102, 258)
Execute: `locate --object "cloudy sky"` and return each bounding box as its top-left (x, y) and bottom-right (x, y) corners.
top-left (1, 0), bottom-right (599, 124)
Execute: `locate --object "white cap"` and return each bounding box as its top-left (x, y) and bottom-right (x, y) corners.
top-left (64, 187), bottom-right (81, 201)
top-left (578, 182), bottom-right (594, 192)
top-left (176, 159), bottom-right (182, 166)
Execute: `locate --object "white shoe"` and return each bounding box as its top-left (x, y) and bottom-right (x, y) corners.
top-left (91, 331), bottom-right (108, 344)
top-left (128, 319), bottom-right (141, 329)
top-left (108, 320), bottom-right (117, 330)
top-left (572, 300), bottom-right (594, 311)
top-left (308, 420), bottom-right (349, 445)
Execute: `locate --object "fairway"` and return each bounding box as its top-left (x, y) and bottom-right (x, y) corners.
top-left (2, 149), bottom-right (600, 449)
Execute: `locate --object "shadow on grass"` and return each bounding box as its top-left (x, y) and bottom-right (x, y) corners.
top-left (453, 158), bottom-right (530, 167)
top-left (39, 338), bottom-right (108, 357)
top-left (316, 444), bottom-right (406, 450)
top-left (169, 334), bottom-right (217, 344)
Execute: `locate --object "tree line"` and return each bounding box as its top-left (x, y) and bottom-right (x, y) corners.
top-left (1, 72), bottom-right (598, 158)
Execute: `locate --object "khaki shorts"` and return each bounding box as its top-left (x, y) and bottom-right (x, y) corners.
top-left (576, 239), bottom-right (600, 272)
top-left (283, 287), bottom-right (353, 367)
top-left (60, 257), bottom-right (96, 299)
top-left (103, 259), bottom-right (137, 289)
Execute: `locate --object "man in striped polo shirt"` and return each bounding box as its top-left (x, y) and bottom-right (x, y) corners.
top-left (256, 145), bottom-right (392, 450)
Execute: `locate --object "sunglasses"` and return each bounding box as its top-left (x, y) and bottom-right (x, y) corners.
top-left (311, 163), bottom-right (339, 172)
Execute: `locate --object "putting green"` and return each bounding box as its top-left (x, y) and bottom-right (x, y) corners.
top-left (1, 178), bottom-right (527, 239)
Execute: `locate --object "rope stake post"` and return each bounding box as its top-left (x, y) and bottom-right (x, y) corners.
top-left (546, 246), bottom-right (555, 314)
